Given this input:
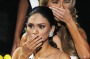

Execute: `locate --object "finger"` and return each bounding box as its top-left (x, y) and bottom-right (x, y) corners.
top-left (30, 37), bottom-right (43, 47)
top-left (50, 7), bottom-right (64, 12)
top-left (23, 36), bottom-right (42, 51)
top-left (53, 13), bottom-right (63, 21)
top-left (26, 35), bottom-right (39, 43)
top-left (51, 8), bottom-right (64, 16)
top-left (52, 10), bottom-right (63, 19)
top-left (54, 16), bottom-right (60, 21)
top-left (24, 41), bottom-right (43, 53)
top-left (33, 42), bottom-right (42, 50)
top-left (53, 10), bottom-right (64, 22)
top-left (24, 36), bottom-right (42, 49)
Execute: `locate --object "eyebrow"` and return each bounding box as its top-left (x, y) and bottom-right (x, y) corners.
top-left (52, 0), bottom-right (59, 1)
top-left (28, 23), bottom-right (46, 25)
top-left (37, 23), bottom-right (46, 25)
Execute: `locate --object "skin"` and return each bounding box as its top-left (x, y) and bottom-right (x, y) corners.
top-left (47, 0), bottom-right (90, 58)
top-left (11, 0), bottom-right (29, 56)
top-left (11, 0), bottom-right (90, 58)
top-left (12, 13), bottom-right (70, 59)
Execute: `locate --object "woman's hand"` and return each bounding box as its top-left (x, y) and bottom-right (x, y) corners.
top-left (21, 35), bottom-right (43, 58)
top-left (49, 4), bottom-right (73, 24)
top-left (20, 33), bottom-right (28, 47)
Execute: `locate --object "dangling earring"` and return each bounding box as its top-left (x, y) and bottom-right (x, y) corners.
top-left (49, 31), bottom-right (53, 37)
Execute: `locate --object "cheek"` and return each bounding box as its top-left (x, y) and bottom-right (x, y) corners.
top-left (26, 27), bottom-right (32, 35)
top-left (39, 29), bottom-right (50, 41)
top-left (64, 3), bottom-right (70, 8)
top-left (48, 3), bottom-right (60, 8)
top-left (47, 2), bottom-right (56, 7)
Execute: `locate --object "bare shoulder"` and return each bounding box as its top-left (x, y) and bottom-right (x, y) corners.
top-left (59, 51), bottom-right (70, 59)
top-left (14, 47), bottom-right (22, 53)
top-left (12, 47), bottom-right (22, 59)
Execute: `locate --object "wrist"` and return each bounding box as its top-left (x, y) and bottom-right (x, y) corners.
top-left (66, 18), bottom-right (76, 27)
top-left (14, 30), bottom-right (21, 38)
top-left (19, 54), bottom-right (29, 59)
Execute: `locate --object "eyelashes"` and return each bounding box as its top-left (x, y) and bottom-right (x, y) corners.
top-left (52, 0), bottom-right (70, 3)
top-left (27, 23), bottom-right (45, 29)
top-left (64, 0), bottom-right (70, 3)
top-left (38, 25), bottom-right (45, 29)
top-left (28, 24), bottom-right (33, 29)
top-left (52, 0), bottom-right (59, 3)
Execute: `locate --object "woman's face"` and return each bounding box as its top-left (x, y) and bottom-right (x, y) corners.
top-left (27, 13), bottom-right (52, 42)
top-left (47, 0), bottom-right (70, 8)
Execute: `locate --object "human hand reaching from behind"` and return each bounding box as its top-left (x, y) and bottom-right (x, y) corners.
top-left (49, 3), bottom-right (73, 24)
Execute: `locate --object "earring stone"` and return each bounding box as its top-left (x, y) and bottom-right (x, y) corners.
top-left (49, 31), bottom-right (53, 37)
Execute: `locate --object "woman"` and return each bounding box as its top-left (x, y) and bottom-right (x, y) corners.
top-left (12, 6), bottom-right (70, 59)
top-left (39, 0), bottom-right (90, 58)
top-left (12, 0), bottom-right (90, 58)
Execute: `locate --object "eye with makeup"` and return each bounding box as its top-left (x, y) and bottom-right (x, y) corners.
top-left (64, 0), bottom-right (70, 3)
top-left (38, 24), bottom-right (45, 29)
top-left (27, 23), bottom-right (34, 29)
top-left (52, 0), bottom-right (59, 4)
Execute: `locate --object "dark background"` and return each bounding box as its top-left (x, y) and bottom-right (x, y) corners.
top-left (0, 0), bottom-right (90, 55)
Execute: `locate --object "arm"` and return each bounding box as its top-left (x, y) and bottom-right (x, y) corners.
top-left (11, 0), bottom-right (29, 56)
top-left (66, 18), bottom-right (90, 58)
top-left (14, 0), bottom-right (29, 45)
top-left (12, 47), bottom-right (22, 59)
top-left (50, 6), bottom-right (90, 58)
top-left (12, 47), bottom-right (29, 59)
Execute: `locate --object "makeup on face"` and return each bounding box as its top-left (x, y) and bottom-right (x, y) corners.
top-left (27, 13), bottom-right (52, 42)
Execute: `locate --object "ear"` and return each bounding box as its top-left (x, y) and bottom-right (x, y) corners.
top-left (49, 26), bottom-right (55, 37)
top-left (50, 25), bottom-right (55, 32)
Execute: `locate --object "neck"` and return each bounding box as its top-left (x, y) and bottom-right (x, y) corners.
top-left (34, 40), bottom-right (52, 58)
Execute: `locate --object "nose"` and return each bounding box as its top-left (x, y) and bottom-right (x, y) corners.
top-left (60, 0), bottom-right (63, 8)
top-left (32, 28), bottom-right (38, 35)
